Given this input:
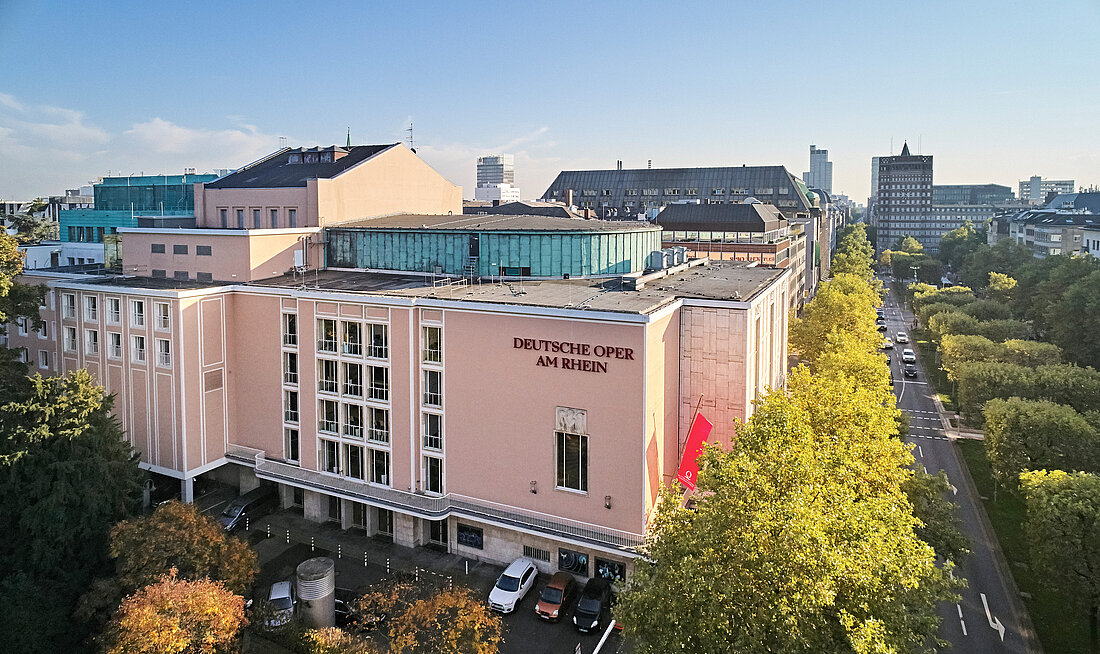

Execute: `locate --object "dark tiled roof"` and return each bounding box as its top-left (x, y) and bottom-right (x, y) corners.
top-left (463, 201), bottom-right (583, 219)
top-left (655, 202), bottom-right (786, 232)
top-left (205, 144), bottom-right (397, 189)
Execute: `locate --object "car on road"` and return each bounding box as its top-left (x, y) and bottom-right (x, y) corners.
top-left (488, 558), bottom-right (538, 613)
top-left (876, 309), bottom-right (885, 319)
top-left (896, 331), bottom-right (910, 344)
top-left (882, 338), bottom-right (894, 350)
top-left (904, 363), bottom-right (918, 378)
top-left (573, 577), bottom-right (612, 633)
top-left (902, 348), bottom-right (916, 364)
top-left (877, 323), bottom-right (888, 332)
top-left (535, 571), bottom-right (577, 622)
top-left (266, 580), bottom-right (296, 628)
top-left (217, 484), bottom-right (278, 531)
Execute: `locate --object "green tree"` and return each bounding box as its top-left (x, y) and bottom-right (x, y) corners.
top-left (984, 398), bottom-right (1099, 489)
top-left (1047, 269), bottom-right (1100, 369)
top-left (912, 285), bottom-right (976, 312)
top-left (938, 222), bottom-right (985, 271)
top-left (916, 257), bottom-right (943, 285)
top-left (954, 361), bottom-right (1038, 424)
top-left (789, 273), bottom-right (881, 367)
top-left (904, 469), bottom-right (970, 562)
top-left (975, 319), bottom-right (1032, 343)
top-left (1035, 365), bottom-right (1100, 415)
top-left (1020, 470), bottom-right (1100, 646)
top-left (5, 212), bottom-right (59, 244)
top-left (893, 235), bottom-right (924, 254)
top-left (916, 302), bottom-right (963, 328)
top-left (1002, 339), bottom-right (1062, 367)
top-left (986, 272), bottom-right (1017, 304)
top-left (928, 310), bottom-right (980, 342)
top-left (301, 627), bottom-right (380, 654)
top-left (940, 334), bottom-right (1003, 374)
top-left (1016, 256), bottom-right (1100, 335)
top-left (959, 240), bottom-right (1031, 290)
top-left (960, 299), bottom-right (1012, 322)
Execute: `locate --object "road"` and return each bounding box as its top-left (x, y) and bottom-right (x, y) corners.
top-left (881, 281), bottom-right (1034, 653)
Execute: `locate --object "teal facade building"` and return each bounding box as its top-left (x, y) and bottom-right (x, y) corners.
top-left (60, 173), bottom-right (217, 243)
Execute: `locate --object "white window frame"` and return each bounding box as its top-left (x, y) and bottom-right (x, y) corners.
top-left (84, 296), bottom-right (98, 322)
top-left (62, 293), bottom-right (76, 319)
top-left (154, 302), bottom-right (170, 330)
top-left (108, 332), bottom-right (123, 359)
top-left (131, 335), bottom-right (146, 363)
top-left (107, 297), bottom-right (121, 324)
top-left (63, 326), bottom-right (77, 352)
top-left (131, 300), bottom-right (145, 327)
top-left (156, 338), bottom-right (171, 368)
top-left (84, 329), bottom-right (99, 355)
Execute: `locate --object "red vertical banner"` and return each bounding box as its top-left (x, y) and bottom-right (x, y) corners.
top-left (676, 413), bottom-right (713, 491)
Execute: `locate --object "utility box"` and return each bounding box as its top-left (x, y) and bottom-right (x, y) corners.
top-left (296, 557), bottom-right (336, 628)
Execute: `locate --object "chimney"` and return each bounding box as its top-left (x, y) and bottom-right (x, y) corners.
top-left (647, 159), bottom-right (652, 169)
top-left (493, 199), bottom-right (500, 207)
top-left (617, 160), bottom-right (622, 171)
top-left (566, 189), bottom-right (574, 207)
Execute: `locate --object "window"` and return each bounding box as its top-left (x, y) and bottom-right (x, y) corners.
top-left (156, 338), bottom-right (171, 367)
top-left (368, 323), bottom-right (387, 358)
top-left (283, 352), bottom-right (298, 384)
top-left (344, 404), bottom-right (363, 438)
top-left (422, 326), bottom-right (442, 363)
top-left (423, 412), bottom-right (443, 450)
top-left (343, 362), bottom-right (362, 396)
top-left (370, 449), bottom-right (390, 486)
top-left (342, 321), bottom-right (362, 356)
top-left (345, 444), bottom-right (364, 480)
top-left (155, 302), bottom-right (170, 330)
top-left (423, 369), bottom-right (442, 407)
top-left (282, 314), bottom-right (297, 346)
top-left (220, 209), bottom-right (228, 228)
top-left (624, 189), bottom-right (638, 196)
top-left (318, 399), bottom-right (339, 433)
top-left (195, 245), bottom-right (212, 257)
top-left (423, 456), bottom-right (443, 494)
top-left (151, 243), bottom-right (166, 254)
top-left (686, 188), bottom-right (698, 196)
top-left (107, 297), bottom-right (121, 324)
top-left (317, 319), bottom-right (337, 352)
top-left (131, 300), bottom-right (145, 327)
top-left (556, 431), bottom-right (588, 492)
top-left (284, 390), bottom-right (299, 423)
top-left (664, 188), bottom-right (680, 196)
top-left (320, 439), bottom-right (339, 474)
top-left (318, 359), bottom-right (338, 393)
top-left (38, 350), bottom-right (49, 370)
top-left (197, 272), bottom-right (213, 282)
top-left (173, 271), bottom-right (189, 281)
top-left (369, 407), bottom-right (389, 443)
top-left (152, 270), bottom-right (167, 278)
top-left (85, 296), bottom-right (98, 321)
top-left (108, 332), bottom-right (122, 359)
top-left (236, 209), bottom-right (244, 228)
top-left (132, 335), bottom-right (146, 363)
top-left (284, 428), bottom-right (300, 463)
top-left (85, 330), bottom-right (99, 355)
top-left (37, 321), bottom-right (47, 339)
top-left (252, 209), bottom-right (261, 228)
top-left (16, 317), bottom-right (27, 336)
top-left (62, 293), bottom-right (76, 319)
top-left (173, 244), bottom-right (188, 255)
top-left (288, 209), bottom-right (297, 228)
top-left (369, 366), bottom-right (388, 401)
top-left (270, 209), bottom-right (278, 228)
top-left (63, 327), bottom-right (77, 352)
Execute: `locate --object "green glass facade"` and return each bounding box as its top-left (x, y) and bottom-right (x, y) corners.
top-left (60, 174), bottom-right (217, 243)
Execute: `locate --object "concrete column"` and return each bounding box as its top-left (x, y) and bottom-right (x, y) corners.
top-left (340, 499), bottom-right (355, 531)
top-left (279, 484), bottom-right (296, 509)
top-left (392, 512), bottom-right (418, 548)
top-left (303, 490), bottom-right (326, 523)
top-left (239, 467), bottom-right (261, 494)
top-left (181, 477), bottom-right (194, 503)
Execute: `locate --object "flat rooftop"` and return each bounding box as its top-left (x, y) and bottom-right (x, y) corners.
top-left (247, 260), bottom-right (783, 315)
top-left (330, 213), bottom-right (660, 233)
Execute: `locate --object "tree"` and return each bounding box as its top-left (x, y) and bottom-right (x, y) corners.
top-left (904, 469), bottom-right (970, 562)
top-left (789, 273), bottom-right (880, 367)
top-left (1035, 365), bottom-right (1100, 415)
top-left (916, 257), bottom-right (943, 285)
top-left (5, 212), bottom-right (59, 244)
top-left (984, 398), bottom-right (1099, 489)
top-left (1020, 470), bottom-right (1100, 646)
top-left (1047, 269), bottom-right (1100, 369)
top-left (301, 627), bottom-right (379, 654)
top-left (928, 310), bottom-right (980, 342)
top-left (347, 574), bottom-right (423, 634)
top-left (986, 272), bottom-right (1017, 304)
top-left (937, 222), bottom-right (985, 271)
top-left (912, 285), bottom-right (976, 312)
top-left (893, 235), bottom-right (924, 254)
top-left (1002, 339), bottom-right (1062, 367)
top-left (974, 319), bottom-right (1032, 343)
top-left (958, 240), bottom-right (1031, 290)
top-left (960, 299), bottom-right (1012, 322)
top-left (954, 362), bottom-right (1037, 424)
top-left (100, 569), bottom-right (246, 654)
top-left (388, 587), bottom-right (503, 654)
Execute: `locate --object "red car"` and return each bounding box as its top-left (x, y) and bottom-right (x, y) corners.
top-left (534, 571), bottom-right (576, 622)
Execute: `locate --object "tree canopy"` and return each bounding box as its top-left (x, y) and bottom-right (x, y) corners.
top-left (388, 587), bottom-right (503, 654)
top-left (984, 398), bottom-right (1099, 489)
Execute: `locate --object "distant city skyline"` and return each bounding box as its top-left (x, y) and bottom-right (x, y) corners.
top-left (1, 0), bottom-right (1097, 203)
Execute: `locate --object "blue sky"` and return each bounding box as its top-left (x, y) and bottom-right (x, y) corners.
top-left (2, 0), bottom-right (1097, 202)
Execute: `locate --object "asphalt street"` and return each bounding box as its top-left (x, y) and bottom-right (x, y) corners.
top-left (881, 281), bottom-right (1035, 653)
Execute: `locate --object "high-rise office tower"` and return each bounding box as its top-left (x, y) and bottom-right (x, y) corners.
top-left (1019, 175), bottom-right (1074, 205)
top-left (802, 145), bottom-right (833, 195)
top-left (872, 142), bottom-right (934, 251)
top-left (474, 154), bottom-right (520, 202)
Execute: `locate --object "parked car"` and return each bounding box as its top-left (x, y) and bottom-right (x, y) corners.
top-left (488, 558), bottom-right (538, 613)
top-left (902, 349), bottom-right (916, 364)
top-left (573, 578), bottom-right (612, 633)
top-left (882, 338), bottom-right (894, 350)
top-left (896, 331), bottom-right (910, 344)
top-left (876, 309), bottom-right (885, 319)
top-left (266, 580), bottom-right (296, 628)
top-left (535, 571), bottom-right (577, 622)
top-left (877, 323), bottom-right (888, 332)
top-left (904, 363), bottom-right (918, 378)
top-left (218, 485), bottom-right (278, 531)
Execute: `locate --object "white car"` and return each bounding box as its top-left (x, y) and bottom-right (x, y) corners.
top-left (266, 580), bottom-right (296, 627)
top-left (488, 558), bottom-right (538, 613)
top-left (896, 332), bottom-right (910, 344)
top-left (902, 349), bottom-right (916, 364)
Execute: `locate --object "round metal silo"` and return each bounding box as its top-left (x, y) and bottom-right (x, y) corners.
top-left (296, 557), bottom-right (336, 628)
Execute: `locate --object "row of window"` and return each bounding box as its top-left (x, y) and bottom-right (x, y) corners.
top-left (68, 225), bottom-right (117, 243)
top-left (11, 347), bottom-right (50, 370)
top-left (61, 328), bottom-right (171, 366)
top-left (566, 186), bottom-right (775, 198)
top-left (150, 243), bottom-right (212, 256)
top-left (62, 295), bottom-right (170, 330)
top-left (151, 270), bottom-right (214, 282)
top-left (218, 207), bottom-right (298, 229)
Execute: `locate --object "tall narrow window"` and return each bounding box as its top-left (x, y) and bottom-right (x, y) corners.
top-left (63, 327), bottom-right (77, 351)
top-left (369, 407), bottom-right (389, 443)
top-left (252, 209), bottom-right (261, 228)
top-left (220, 209), bottom-right (228, 228)
top-left (317, 319), bottom-right (337, 352)
top-left (132, 335), bottom-right (146, 363)
top-left (320, 439), bottom-right (339, 474)
top-left (345, 444), bottom-right (364, 480)
top-left (318, 359), bottom-right (338, 393)
top-left (368, 324), bottom-right (387, 358)
top-left (155, 302), bottom-right (170, 330)
top-left (423, 413), bottom-right (443, 450)
top-left (62, 293), bottom-right (76, 319)
top-left (156, 339), bottom-right (171, 367)
top-left (370, 449), bottom-right (390, 486)
top-left (284, 390), bottom-right (299, 423)
top-left (283, 352), bottom-right (298, 385)
top-left (284, 428), bottom-right (300, 463)
top-left (107, 297), bottom-right (121, 324)
top-left (369, 366), bottom-right (388, 401)
top-left (422, 326), bottom-right (442, 363)
top-left (131, 300), bottom-right (145, 327)
top-left (342, 321), bottom-right (362, 356)
top-left (282, 313), bottom-right (297, 346)
top-left (108, 332), bottom-right (122, 358)
top-left (423, 369), bottom-right (442, 407)
top-left (556, 431), bottom-right (589, 492)
top-left (344, 404), bottom-right (363, 438)
top-left (236, 209), bottom-right (244, 229)
top-left (343, 362), bottom-right (362, 397)
top-left (85, 330), bottom-right (99, 355)
top-left (270, 208), bottom-right (279, 228)
top-left (423, 456), bottom-right (443, 495)
top-left (288, 208), bottom-right (297, 228)
top-left (85, 296), bottom-right (98, 321)
top-left (319, 399), bottom-right (338, 433)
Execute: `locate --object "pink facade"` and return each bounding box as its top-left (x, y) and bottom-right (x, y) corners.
top-left (119, 228), bottom-right (321, 282)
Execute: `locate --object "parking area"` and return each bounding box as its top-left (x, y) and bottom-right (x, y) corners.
top-left (246, 510), bottom-right (628, 654)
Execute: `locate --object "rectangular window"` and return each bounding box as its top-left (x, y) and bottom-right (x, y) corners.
top-left (423, 413), bottom-right (443, 450)
top-left (155, 302), bottom-right (170, 330)
top-left (282, 314), bottom-right (297, 346)
top-left (368, 323), bottom-right (387, 358)
top-left (173, 244), bottom-right (188, 255)
top-left (156, 338), bottom-right (171, 367)
top-left (344, 404), bottom-right (363, 438)
top-left (288, 209), bottom-right (297, 228)
top-left (62, 293), bottom-right (76, 319)
top-left (16, 317), bottom-right (27, 336)
top-left (284, 428), bottom-right (300, 463)
top-left (369, 407), bottom-right (389, 443)
top-left (85, 296), bottom-right (98, 321)
top-left (423, 369), bottom-right (442, 407)
top-left (318, 359), bottom-right (338, 393)
top-left (151, 243), bottom-right (166, 254)
top-left (319, 399), bottom-right (338, 433)
top-left (422, 326), bottom-right (442, 363)
top-left (219, 209), bottom-right (228, 228)
top-left (345, 444), bottom-right (364, 480)
top-left (38, 350), bottom-right (49, 370)
top-left (152, 270), bottom-right (167, 279)
top-left (370, 449), bottom-right (390, 486)
top-left (196, 245), bottom-right (212, 256)
top-left (173, 271), bottom-right (188, 281)
top-left (283, 352), bottom-right (298, 385)
top-left (320, 439), bottom-right (339, 474)
top-left (63, 326), bottom-right (77, 352)
top-left (131, 300), bottom-right (145, 327)
top-left (457, 524), bottom-right (484, 549)
top-left (284, 390), bottom-right (299, 423)
top-left (235, 209), bottom-right (244, 229)
top-left (556, 431), bottom-right (588, 492)
top-left (270, 209), bottom-right (278, 228)
top-left (317, 319), bottom-right (337, 352)
top-left (342, 321), bottom-right (362, 356)
top-left (423, 456), bottom-right (443, 495)
top-left (252, 209), bottom-right (261, 228)
top-left (132, 335), bottom-right (146, 363)
top-left (369, 366), bottom-right (388, 401)
top-left (343, 362), bottom-right (362, 397)
top-left (107, 297), bottom-right (121, 324)
top-left (108, 332), bottom-right (122, 359)
top-left (85, 329), bottom-right (99, 355)
top-left (197, 272), bottom-right (213, 282)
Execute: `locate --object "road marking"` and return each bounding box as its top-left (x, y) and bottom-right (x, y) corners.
top-left (901, 380), bottom-right (929, 385)
top-left (918, 445), bottom-right (924, 457)
top-left (981, 593), bottom-right (1006, 642)
top-left (950, 482), bottom-right (958, 495)
top-left (910, 425), bottom-right (942, 431)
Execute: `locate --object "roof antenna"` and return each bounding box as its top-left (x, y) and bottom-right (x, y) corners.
top-left (278, 136), bottom-right (287, 148)
top-left (406, 121), bottom-right (416, 153)
top-left (346, 127), bottom-right (351, 148)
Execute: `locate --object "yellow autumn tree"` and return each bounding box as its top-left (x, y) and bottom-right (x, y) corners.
top-left (388, 587), bottom-right (503, 654)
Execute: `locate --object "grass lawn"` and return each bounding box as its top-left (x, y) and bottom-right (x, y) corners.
top-left (910, 329), bottom-right (957, 414)
top-left (956, 440), bottom-right (1092, 653)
